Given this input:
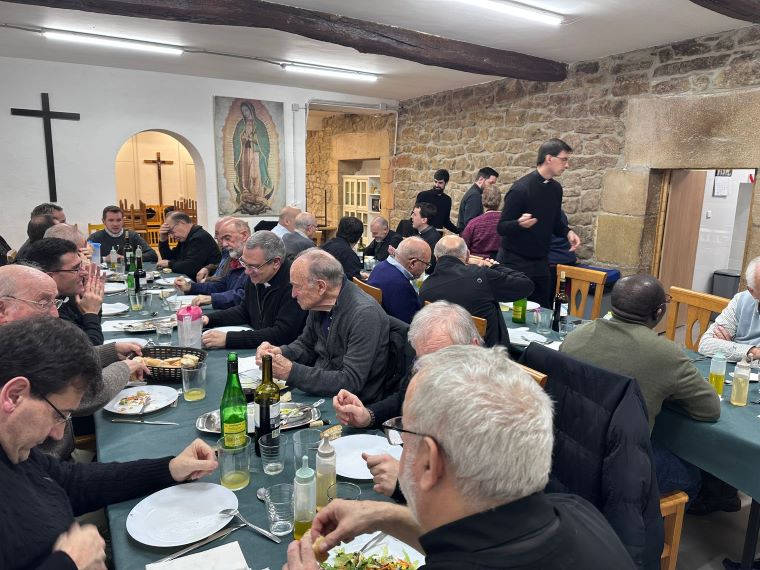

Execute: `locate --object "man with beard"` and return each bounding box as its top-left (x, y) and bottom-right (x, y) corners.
top-left (285, 345), bottom-right (636, 570)
top-left (175, 217), bottom-right (250, 309)
top-left (415, 169), bottom-right (459, 234)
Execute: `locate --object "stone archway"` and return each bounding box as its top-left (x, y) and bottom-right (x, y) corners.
top-left (594, 88), bottom-right (760, 277)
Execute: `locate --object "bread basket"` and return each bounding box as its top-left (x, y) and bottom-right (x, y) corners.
top-left (141, 346), bottom-right (208, 383)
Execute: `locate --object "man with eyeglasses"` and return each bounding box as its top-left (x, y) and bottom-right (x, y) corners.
top-left (174, 217), bottom-right (250, 309)
top-left (201, 231), bottom-right (308, 350)
top-left (560, 274), bottom-right (720, 505)
top-left (286, 345), bottom-right (635, 570)
top-left (0, 317), bottom-right (218, 570)
top-left (366, 237), bottom-right (430, 324)
top-left (497, 138), bottom-right (581, 308)
top-left (156, 211), bottom-right (221, 277)
top-left (419, 236), bottom-right (533, 348)
top-left (19, 237), bottom-right (105, 345)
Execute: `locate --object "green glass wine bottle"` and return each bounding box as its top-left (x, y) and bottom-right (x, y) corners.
top-left (220, 352), bottom-right (247, 448)
top-left (254, 354), bottom-right (280, 457)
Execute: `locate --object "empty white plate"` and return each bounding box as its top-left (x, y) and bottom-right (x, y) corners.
top-left (332, 434), bottom-right (403, 480)
top-left (207, 325), bottom-right (254, 333)
top-left (510, 331), bottom-right (549, 347)
top-left (126, 483), bottom-right (238, 547)
top-left (500, 301), bottom-right (541, 312)
top-left (102, 302), bottom-right (130, 316)
top-left (103, 337), bottom-right (148, 347)
top-left (104, 282), bottom-right (127, 294)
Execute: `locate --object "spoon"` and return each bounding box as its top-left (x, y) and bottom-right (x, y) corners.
top-left (256, 487), bottom-right (268, 502)
top-left (218, 508), bottom-right (281, 543)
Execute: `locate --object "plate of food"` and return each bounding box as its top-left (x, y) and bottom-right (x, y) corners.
top-left (102, 302), bottom-right (130, 316)
top-left (126, 482), bottom-right (238, 547)
top-left (116, 317), bottom-right (177, 333)
top-left (104, 385), bottom-right (179, 415)
top-left (321, 533), bottom-right (423, 569)
top-left (331, 434), bottom-right (403, 480)
top-left (196, 401), bottom-right (320, 434)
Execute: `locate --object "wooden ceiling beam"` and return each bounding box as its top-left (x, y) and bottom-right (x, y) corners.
top-left (688, 0), bottom-right (760, 23)
top-left (6, 0), bottom-right (568, 81)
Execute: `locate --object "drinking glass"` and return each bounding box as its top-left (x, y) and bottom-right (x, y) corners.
top-left (128, 292), bottom-right (143, 312)
top-left (90, 242), bottom-right (101, 266)
top-left (293, 429), bottom-right (322, 473)
top-left (558, 319), bottom-right (576, 340)
top-left (217, 436), bottom-right (251, 491)
top-left (155, 320), bottom-right (174, 346)
top-left (265, 483), bottom-right (294, 536)
top-left (533, 308), bottom-right (553, 335)
top-left (327, 482), bottom-right (361, 502)
top-left (259, 433), bottom-right (284, 475)
top-left (182, 362), bottom-right (207, 402)
top-left (137, 292), bottom-right (150, 315)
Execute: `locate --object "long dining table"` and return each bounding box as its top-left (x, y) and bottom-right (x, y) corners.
top-left (94, 272), bottom-right (381, 570)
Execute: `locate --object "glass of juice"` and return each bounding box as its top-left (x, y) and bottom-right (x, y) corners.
top-left (217, 436), bottom-right (251, 491)
top-left (182, 362), bottom-right (207, 401)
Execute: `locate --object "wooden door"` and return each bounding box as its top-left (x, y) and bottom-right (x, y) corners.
top-left (656, 169), bottom-right (707, 332)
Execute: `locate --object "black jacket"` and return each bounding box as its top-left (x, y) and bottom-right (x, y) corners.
top-left (363, 230), bottom-right (403, 262)
top-left (520, 343), bottom-right (664, 570)
top-left (321, 237), bottom-right (362, 282)
top-left (158, 225), bottom-right (221, 277)
top-left (58, 297), bottom-right (103, 346)
top-left (205, 260), bottom-right (307, 350)
top-left (419, 256), bottom-right (534, 347)
top-left (416, 189), bottom-right (459, 233)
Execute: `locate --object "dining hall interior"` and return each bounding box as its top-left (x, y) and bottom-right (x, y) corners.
top-left (3, 1), bottom-right (760, 569)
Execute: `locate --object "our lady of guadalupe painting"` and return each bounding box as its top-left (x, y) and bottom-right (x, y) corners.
top-left (214, 97), bottom-right (285, 215)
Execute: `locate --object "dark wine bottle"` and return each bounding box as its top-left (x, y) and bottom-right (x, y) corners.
top-left (552, 271), bottom-right (568, 332)
top-left (254, 354), bottom-right (281, 457)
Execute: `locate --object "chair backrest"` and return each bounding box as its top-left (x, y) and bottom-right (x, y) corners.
top-left (353, 276), bottom-right (383, 304)
top-left (664, 286), bottom-right (730, 350)
top-left (555, 264), bottom-right (607, 320)
top-left (143, 228), bottom-right (161, 248)
top-left (471, 315), bottom-right (487, 338)
top-left (515, 362), bottom-right (547, 387)
top-left (6, 249), bottom-right (17, 264)
top-left (87, 223), bottom-right (105, 235)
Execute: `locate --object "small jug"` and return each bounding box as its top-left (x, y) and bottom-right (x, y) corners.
top-left (176, 305), bottom-right (203, 349)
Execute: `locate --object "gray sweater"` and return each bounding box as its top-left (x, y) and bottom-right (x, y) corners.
top-left (282, 280), bottom-right (390, 404)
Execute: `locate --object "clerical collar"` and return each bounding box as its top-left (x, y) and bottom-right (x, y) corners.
top-left (106, 229), bottom-right (124, 238)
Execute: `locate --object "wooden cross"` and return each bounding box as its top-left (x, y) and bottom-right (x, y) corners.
top-left (143, 152), bottom-right (174, 204)
top-left (11, 93), bottom-right (80, 202)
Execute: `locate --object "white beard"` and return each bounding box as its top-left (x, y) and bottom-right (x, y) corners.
top-left (398, 449), bottom-right (420, 523)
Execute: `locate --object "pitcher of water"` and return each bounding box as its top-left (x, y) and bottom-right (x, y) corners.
top-left (176, 305), bottom-right (203, 348)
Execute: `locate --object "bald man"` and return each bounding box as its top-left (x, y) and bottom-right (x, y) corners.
top-left (367, 237), bottom-right (430, 324)
top-left (272, 206), bottom-right (302, 238)
top-left (0, 265), bottom-right (147, 459)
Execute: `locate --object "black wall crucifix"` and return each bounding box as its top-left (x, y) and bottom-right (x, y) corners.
top-left (11, 93), bottom-right (81, 203)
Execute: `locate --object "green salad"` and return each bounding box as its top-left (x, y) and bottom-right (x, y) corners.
top-left (320, 546), bottom-right (419, 570)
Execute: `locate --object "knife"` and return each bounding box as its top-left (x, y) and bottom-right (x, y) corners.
top-left (153, 523), bottom-right (245, 564)
top-left (111, 419), bottom-right (179, 425)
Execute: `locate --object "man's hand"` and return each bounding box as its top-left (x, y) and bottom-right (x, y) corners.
top-left (283, 532), bottom-right (320, 570)
top-left (334, 390), bottom-right (371, 428)
top-left (114, 342), bottom-right (142, 360)
top-left (159, 222), bottom-right (171, 241)
top-left (124, 358), bottom-right (150, 380)
top-left (202, 330), bottom-right (227, 349)
top-left (567, 230), bottom-right (581, 252)
top-left (271, 353), bottom-right (293, 381)
top-left (156, 259), bottom-right (170, 269)
top-left (387, 245), bottom-right (398, 258)
top-left (192, 295), bottom-right (212, 307)
top-left (196, 267), bottom-right (210, 283)
top-left (363, 453), bottom-right (399, 497)
top-left (202, 315), bottom-right (210, 326)
top-left (174, 277), bottom-right (192, 293)
top-left (714, 324), bottom-right (732, 341)
top-left (169, 438), bottom-right (218, 482)
top-left (53, 523), bottom-right (106, 570)
top-left (77, 265), bottom-right (105, 315)
top-left (311, 500), bottom-right (386, 552)
top-left (257, 342), bottom-right (283, 360)
top-left (517, 213), bottom-right (537, 229)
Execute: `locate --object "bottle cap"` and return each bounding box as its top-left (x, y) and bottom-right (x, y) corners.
top-left (228, 352), bottom-right (238, 362)
top-left (318, 434), bottom-right (334, 458)
top-left (296, 455), bottom-right (315, 483)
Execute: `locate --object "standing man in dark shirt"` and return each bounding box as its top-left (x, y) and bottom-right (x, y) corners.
top-left (497, 139), bottom-right (581, 308)
top-left (411, 203), bottom-right (440, 274)
top-left (156, 211), bottom-right (221, 277)
top-left (363, 217), bottom-right (402, 262)
top-left (321, 216), bottom-right (364, 282)
top-left (456, 167), bottom-right (499, 233)
top-left (416, 169), bottom-right (459, 234)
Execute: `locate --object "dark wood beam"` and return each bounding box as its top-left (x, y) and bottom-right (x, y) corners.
top-left (688, 0), bottom-right (760, 23)
top-left (6, 0), bottom-right (567, 82)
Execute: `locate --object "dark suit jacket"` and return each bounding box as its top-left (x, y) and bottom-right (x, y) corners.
top-left (158, 225), bottom-right (221, 277)
top-left (363, 230), bottom-right (402, 262)
top-left (419, 256), bottom-right (533, 347)
top-left (282, 231), bottom-right (315, 257)
top-left (321, 237), bottom-right (362, 282)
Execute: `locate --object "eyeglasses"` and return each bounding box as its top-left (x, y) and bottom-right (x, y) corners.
top-left (411, 258), bottom-right (431, 269)
top-left (382, 416), bottom-right (432, 446)
top-left (1, 296), bottom-right (65, 311)
top-left (167, 224), bottom-right (180, 235)
top-left (240, 257), bottom-right (275, 271)
top-left (40, 394), bottom-right (72, 425)
top-left (49, 262), bottom-right (83, 274)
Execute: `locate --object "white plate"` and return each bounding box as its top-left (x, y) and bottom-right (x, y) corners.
top-left (168, 295), bottom-right (196, 306)
top-left (103, 337), bottom-right (148, 347)
top-left (104, 385), bottom-right (179, 415)
top-left (327, 533), bottom-right (425, 568)
top-left (104, 282), bottom-right (127, 294)
top-left (331, 434), bottom-right (403, 480)
top-left (499, 301), bottom-right (541, 312)
top-left (510, 331), bottom-right (549, 347)
top-left (102, 302), bottom-right (130, 316)
top-left (126, 483), bottom-right (238, 547)
top-left (729, 372), bottom-right (760, 382)
top-left (155, 277), bottom-right (192, 286)
top-left (207, 325), bottom-right (254, 333)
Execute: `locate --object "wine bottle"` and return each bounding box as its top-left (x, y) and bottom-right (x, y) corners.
top-left (552, 271), bottom-right (568, 332)
top-left (124, 234), bottom-right (134, 269)
top-left (220, 352), bottom-right (248, 448)
top-left (136, 245), bottom-right (147, 289)
top-left (254, 354), bottom-right (281, 457)
top-left (512, 298), bottom-right (527, 324)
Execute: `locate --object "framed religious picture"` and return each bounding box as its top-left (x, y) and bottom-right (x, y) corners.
top-left (214, 97), bottom-right (285, 216)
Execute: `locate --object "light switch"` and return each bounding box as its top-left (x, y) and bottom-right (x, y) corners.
top-left (705, 210), bottom-right (712, 219)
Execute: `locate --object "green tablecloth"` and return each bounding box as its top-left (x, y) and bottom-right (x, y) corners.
top-left (95, 279), bottom-right (379, 570)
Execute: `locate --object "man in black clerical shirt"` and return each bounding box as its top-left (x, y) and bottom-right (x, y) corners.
top-left (416, 169), bottom-right (459, 234)
top-left (363, 217), bottom-right (402, 262)
top-left (497, 138), bottom-right (581, 308)
top-left (321, 216), bottom-right (363, 281)
top-left (284, 345), bottom-right (635, 570)
top-left (411, 203), bottom-right (440, 274)
top-left (456, 166), bottom-right (499, 233)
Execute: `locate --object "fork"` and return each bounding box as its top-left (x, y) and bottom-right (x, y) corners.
top-left (138, 395), bottom-right (151, 415)
top-left (357, 532), bottom-right (387, 557)
top-left (170, 389), bottom-right (182, 407)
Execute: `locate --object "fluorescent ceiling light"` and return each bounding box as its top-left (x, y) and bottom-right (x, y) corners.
top-left (42, 29), bottom-right (184, 55)
top-left (461, 0), bottom-right (563, 26)
top-left (282, 62), bottom-right (377, 82)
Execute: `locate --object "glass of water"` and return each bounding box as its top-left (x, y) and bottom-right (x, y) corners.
top-left (155, 320), bottom-right (174, 346)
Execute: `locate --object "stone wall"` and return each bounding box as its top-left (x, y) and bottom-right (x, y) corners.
top-left (308, 24), bottom-right (760, 273)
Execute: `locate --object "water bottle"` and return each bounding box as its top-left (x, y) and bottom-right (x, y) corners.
top-left (709, 351), bottom-right (727, 397)
top-left (730, 356), bottom-right (750, 406)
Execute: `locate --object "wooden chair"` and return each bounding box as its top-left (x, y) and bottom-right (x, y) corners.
top-left (515, 362), bottom-right (547, 388)
top-left (146, 204), bottom-right (165, 227)
top-left (352, 276), bottom-right (382, 304)
top-left (555, 264), bottom-right (608, 320)
top-left (659, 490), bottom-right (689, 570)
top-left (174, 198), bottom-right (198, 224)
top-left (664, 286), bottom-right (730, 351)
top-left (87, 223), bottom-right (105, 235)
top-left (143, 229), bottom-right (162, 248)
top-left (471, 315), bottom-right (487, 338)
